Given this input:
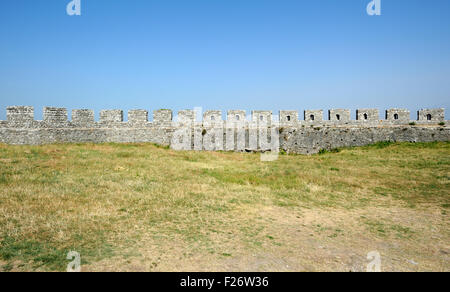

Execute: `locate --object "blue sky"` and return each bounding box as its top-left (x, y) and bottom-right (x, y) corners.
top-left (0, 0), bottom-right (449, 120)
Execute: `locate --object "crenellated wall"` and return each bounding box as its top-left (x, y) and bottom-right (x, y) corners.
top-left (0, 106), bottom-right (448, 154)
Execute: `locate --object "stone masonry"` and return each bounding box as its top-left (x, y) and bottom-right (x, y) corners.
top-left (0, 106), bottom-right (448, 154)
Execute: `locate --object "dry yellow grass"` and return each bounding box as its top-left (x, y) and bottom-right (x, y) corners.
top-left (0, 142), bottom-right (448, 271)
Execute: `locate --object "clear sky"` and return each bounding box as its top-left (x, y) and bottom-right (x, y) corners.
top-left (0, 0), bottom-right (449, 121)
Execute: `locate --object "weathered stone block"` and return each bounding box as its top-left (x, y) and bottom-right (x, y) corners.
top-left (252, 111), bottom-right (272, 124)
top-left (227, 110), bottom-right (246, 122)
top-left (7, 106), bottom-right (34, 125)
top-left (177, 110), bottom-right (195, 124)
top-left (385, 109), bottom-right (410, 123)
top-left (128, 110), bottom-right (148, 123)
top-left (100, 110), bottom-right (123, 123)
top-left (418, 109), bottom-right (445, 122)
top-left (304, 110), bottom-right (323, 122)
top-left (153, 109), bottom-right (173, 123)
top-left (356, 109), bottom-right (379, 121)
top-left (280, 110), bottom-right (298, 124)
top-left (328, 109), bottom-right (350, 122)
top-left (203, 110), bottom-right (222, 123)
top-left (72, 109), bottom-right (95, 125)
top-left (43, 107), bottom-right (68, 125)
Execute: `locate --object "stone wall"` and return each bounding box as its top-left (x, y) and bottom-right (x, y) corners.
top-left (281, 126), bottom-right (449, 154)
top-left (0, 106), bottom-right (448, 154)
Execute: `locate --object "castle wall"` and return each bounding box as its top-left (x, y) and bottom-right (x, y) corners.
top-left (281, 126), bottom-right (450, 154)
top-left (0, 106), bottom-right (448, 154)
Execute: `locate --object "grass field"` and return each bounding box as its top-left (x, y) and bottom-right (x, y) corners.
top-left (0, 142), bottom-right (448, 272)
